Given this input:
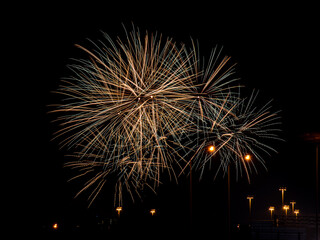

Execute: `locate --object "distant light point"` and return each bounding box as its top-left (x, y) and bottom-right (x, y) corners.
top-left (244, 154), bottom-right (251, 161)
top-left (208, 145), bottom-right (215, 152)
top-left (53, 223), bottom-right (58, 230)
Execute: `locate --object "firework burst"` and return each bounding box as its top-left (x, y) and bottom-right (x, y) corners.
top-left (53, 28), bottom-right (199, 204)
top-left (52, 26), bottom-right (281, 205)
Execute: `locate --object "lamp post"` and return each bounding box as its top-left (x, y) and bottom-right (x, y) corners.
top-left (116, 206), bottom-right (122, 217)
top-left (279, 187), bottom-right (286, 206)
top-left (303, 132), bottom-right (320, 240)
top-left (290, 201), bottom-right (296, 214)
top-left (150, 209), bottom-right (156, 216)
top-left (208, 148), bottom-right (250, 240)
top-left (226, 154), bottom-right (251, 240)
top-left (191, 144), bottom-right (215, 231)
top-left (247, 196), bottom-right (254, 223)
top-left (283, 205), bottom-right (289, 217)
top-left (269, 206), bottom-right (275, 220)
top-left (197, 144), bottom-right (216, 229)
top-left (209, 145), bottom-right (231, 240)
top-left (294, 209), bottom-right (300, 219)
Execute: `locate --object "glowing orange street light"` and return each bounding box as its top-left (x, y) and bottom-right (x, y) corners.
top-left (269, 206), bottom-right (275, 219)
top-left (208, 145), bottom-right (215, 152)
top-left (150, 209), bottom-right (156, 216)
top-left (279, 187), bottom-right (286, 206)
top-left (294, 209), bottom-right (300, 219)
top-left (247, 196), bottom-right (254, 219)
top-left (244, 154), bottom-right (251, 161)
top-left (290, 201), bottom-right (296, 213)
top-left (116, 206), bottom-right (122, 217)
top-left (52, 223), bottom-right (58, 230)
top-left (283, 205), bottom-right (289, 216)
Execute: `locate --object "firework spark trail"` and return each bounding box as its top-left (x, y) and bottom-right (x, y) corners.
top-left (52, 26), bottom-right (281, 204)
top-left (188, 90), bottom-right (281, 182)
top-left (52, 29), bottom-right (201, 203)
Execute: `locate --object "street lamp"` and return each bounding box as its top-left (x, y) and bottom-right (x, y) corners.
top-left (191, 144), bottom-right (216, 227)
top-left (186, 144), bottom-right (215, 229)
top-left (283, 205), bottom-right (289, 216)
top-left (290, 201), bottom-right (296, 214)
top-left (116, 206), bottom-right (122, 217)
top-left (269, 206), bottom-right (275, 220)
top-left (294, 209), bottom-right (300, 219)
top-left (208, 145), bottom-right (216, 152)
top-left (150, 209), bottom-right (156, 216)
top-left (226, 150), bottom-right (251, 240)
top-left (52, 223), bottom-right (58, 230)
top-left (247, 196), bottom-right (254, 220)
top-left (210, 149), bottom-right (251, 240)
top-left (244, 154), bottom-right (251, 161)
top-left (279, 187), bottom-right (286, 206)
top-left (303, 132), bottom-right (320, 240)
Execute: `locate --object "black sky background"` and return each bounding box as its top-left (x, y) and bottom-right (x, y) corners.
top-left (11, 1), bottom-right (319, 236)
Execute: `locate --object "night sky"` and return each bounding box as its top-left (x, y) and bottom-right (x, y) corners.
top-left (14, 2), bottom-right (319, 237)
